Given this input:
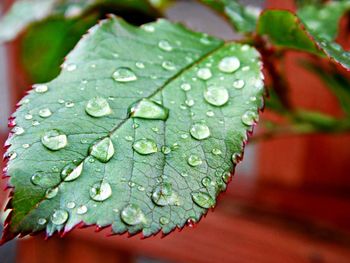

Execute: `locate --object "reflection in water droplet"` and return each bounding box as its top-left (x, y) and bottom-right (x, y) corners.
top-left (41, 130), bottom-right (68, 151)
top-left (77, 205), bottom-right (88, 215)
top-left (90, 181), bottom-right (112, 201)
top-left (61, 162), bottom-right (83, 182)
top-left (158, 40), bottom-right (173, 51)
top-left (233, 79), bottom-right (245, 89)
top-left (241, 110), bottom-right (258, 126)
top-left (46, 187), bottom-right (58, 199)
top-left (187, 155), bottom-right (203, 167)
top-left (90, 137), bottom-right (114, 163)
top-left (121, 204), bottom-right (146, 225)
top-left (204, 86), bottom-right (229, 106)
top-left (152, 182), bottom-right (179, 206)
top-left (51, 209), bottom-right (69, 225)
top-left (113, 68), bottom-right (137, 82)
top-left (190, 123), bottom-right (210, 140)
top-left (218, 56), bottom-right (240, 73)
top-left (197, 68), bottom-right (212, 80)
top-left (162, 61), bottom-right (176, 71)
top-left (191, 192), bottom-right (215, 208)
top-left (133, 138), bottom-right (158, 155)
top-left (39, 108), bottom-right (52, 118)
top-left (85, 97), bottom-right (112, 117)
top-left (129, 99), bottom-right (168, 120)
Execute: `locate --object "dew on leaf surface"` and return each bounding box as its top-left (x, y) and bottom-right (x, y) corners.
top-left (191, 192), bottom-right (215, 209)
top-left (129, 99), bottom-right (169, 120)
top-left (187, 154), bottom-right (203, 167)
top-left (85, 97), bottom-right (112, 117)
top-left (133, 138), bottom-right (158, 155)
top-left (41, 129), bottom-right (68, 151)
top-left (218, 56), bottom-right (240, 73)
top-left (113, 67), bottom-right (137, 82)
top-left (121, 204), bottom-right (146, 225)
top-left (51, 209), bottom-right (69, 225)
top-left (190, 123), bottom-right (210, 140)
top-left (204, 86), bottom-right (229, 106)
top-left (89, 137), bottom-right (114, 163)
top-left (197, 68), bottom-right (212, 80)
top-left (90, 181), bottom-right (112, 201)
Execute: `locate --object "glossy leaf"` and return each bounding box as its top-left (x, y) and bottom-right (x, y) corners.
top-left (200, 0), bottom-right (258, 33)
top-left (2, 17), bottom-right (264, 243)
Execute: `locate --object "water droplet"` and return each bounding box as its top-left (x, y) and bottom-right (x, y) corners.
top-left (233, 79), bottom-right (245, 89)
top-left (41, 130), bottom-right (68, 151)
top-left (187, 154), bottom-right (203, 167)
top-left (90, 137), bottom-right (114, 163)
top-left (152, 182), bottom-right (179, 206)
top-left (162, 61), bottom-right (176, 71)
top-left (142, 24), bottom-right (155, 32)
top-left (222, 172), bottom-right (232, 183)
top-left (8, 151), bottom-right (17, 160)
top-left (25, 114), bottom-right (33, 120)
top-left (77, 205), bottom-right (88, 215)
top-left (159, 216), bottom-right (169, 225)
top-left (181, 83), bottom-right (191, 91)
top-left (22, 143), bottom-right (30, 149)
top-left (158, 40), bottom-right (173, 51)
top-left (151, 127), bottom-right (159, 133)
top-left (185, 99), bottom-right (194, 107)
top-left (13, 126), bottom-right (25, 135)
top-left (125, 135), bottom-right (133, 141)
top-left (137, 185), bottom-right (145, 191)
top-left (191, 192), bottom-right (215, 208)
top-left (232, 153), bottom-right (241, 163)
top-left (58, 99), bottom-right (65, 104)
top-left (32, 120), bottom-right (40, 126)
top-left (197, 68), bottom-right (212, 80)
top-left (204, 86), bottom-right (229, 107)
top-left (181, 133), bottom-right (188, 139)
top-left (45, 187), bottom-right (58, 199)
top-left (66, 63), bottom-right (77, 71)
top-left (39, 108), bottom-right (52, 118)
top-left (212, 148), bottom-right (222, 155)
top-left (242, 66), bottom-right (250, 71)
top-left (67, 201), bottom-right (76, 209)
top-left (38, 218), bottom-right (47, 225)
top-left (129, 99), bottom-right (169, 120)
top-left (51, 209), bottom-right (69, 225)
top-left (136, 62), bottom-right (145, 68)
top-left (133, 138), bottom-right (158, 155)
top-left (85, 97), bottom-right (111, 117)
top-left (218, 56), bottom-right (240, 73)
top-left (113, 67), bottom-right (137, 82)
top-left (90, 181), bottom-right (112, 201)
top-left (34, 84), bottom-right (48, 93)
top-left (201, 177), bottom-right (211, 187)
top-left (161, 146), bottom-right (171, 154)
top-left (61, 162), bottom-right (83, 182)
top-left (241, 110), bottom-right (259, 126)
top-left (206, 110), bottom-right (214, 117)
top-left (65, 101), bottom-right (75, 108)
top-left (190, 123), bottom-right (210, 140)
top-left (181, 172), bottom-right (188, 177)
top-left (121, 204), bottom-right (146, 225)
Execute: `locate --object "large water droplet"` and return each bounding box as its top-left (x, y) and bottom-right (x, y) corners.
top-left (90, 181), bottom-right (112, 201)
top-left (152, 182), bottom-right (179, 206)
top-left (191, 192), bottom-right (215, 208)
top-left (34, 84), bottom-right (48, 93)
top-left (46, 187), bottom-right (58, 199)
top-left (190, 123), bottom-right (210, 140)
top-left (41, 130), bottom-right (68, 151)
top-left (13, 126), bottom-right (25, 135)
top-left (39, 108), bottom-right (52, 118)
top-left (90, 137), bottom-right (114, 163)
top-left (218, 56), bottom-right (240, 73)
top-left (187, 154), bottom-right (203, 167)
top-left (158, 40), bottom-right (173, 51)
top-left (31, 172), bottom-right (59, 187)
top-left (51, 209), bottom-right (69, 225)
top-left (113, 67), bottom-right (137, 82)
top-left (197, 68), bottom-right (212, 80)
top-left (61, 162), bottom-right (83, 182)
top-left (241, 110), bottom-right (259, 126)
top-left (121, 204), bottom-right (146, 225)
top-left (204, 86), bottom-right (229, 106)
top-left (129, 99), bottom-right (169, 120)
top-left (85, 97), bottom-right (111, 117)
top-left (233, 79), bottom-right (245, 89)
top-left (133, 138), bottom-right (158, 155)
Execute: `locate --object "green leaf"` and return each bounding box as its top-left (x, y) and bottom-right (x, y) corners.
top-left (2, 17), bottom-right (264, 243)
top-left (258, 2), bottom-right (350, 70)
top-left (199, 0), bottom-right (258, 33)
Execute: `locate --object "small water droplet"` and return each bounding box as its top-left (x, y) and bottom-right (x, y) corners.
top-left (22, 143), bottom-right (30, 149)
top-left (152, 182), bottom-right (179, 206)
top-left (136, 62), bottom-right (145, 68)
top-left (161, 145), bottom-right (171, 155)
top-left (61, 162), bottom-right (83, 182)
top-left (232, 153), bottom-right (241, 163)
top-left (13, 126), bottom-right (25, 135)
top-left (125, 135), bottom-right (134, 141)
top-left (113, 67), bottom-right (137, 82)
top-left (197, 68), bottom-right (212, 80)
top-left (201, 177), bottom-right (211, 187)
top-left (162, 61), bottom-right (176, 71)
top-left (151, 127), bottom-right (159, 133)
top-left (242, 66), bottom-right (250, 71)
top-left (222, 172), bottom-right (232, 183)
top-left (121, 204), bottom-right (146, 225)
top-left (58, 99), bottom-right (65, 104)
top-left (90, 137), bottom-right (114, 163)
top-left (66, 63), bottom-right (77, 71)
top-left (142, 24), bottom-right (155, 32)
top-left (181, 172), bottom-right (188, 177)
top-left (77, 205), bottom-right (88, 215)
top-left (191, 192), bottom-right (215, 208)
top-left (51, 209), bottom-right (69, 225)
top-left (67, 201), bottom-right (76, 209)
top-left (85, 97), bottom-right (112, 117)
top-left (181, 83), bottom-right (191, 91)
top-left (241, 110), bottom-right (259, 126)
top-left (25, 114), bottom-right (33, 120)
top-left (218, 56), bottom-right (240, 73)
top-left (233, 79), bottom-right (245, 89)
top-left (34, 84), bottom-right (48, 93)
top-left (212, 148), bottom-right (222, 155)
top-left (190, 123), bottom-right (210, 140)
top-left (137, 185), bottom-right (145, 191)
top-left (7, 151), bottom-right (17, 160)
top-left (158, 40), bottom-right (173, 51)
top-left (129, 99), bottom-right (169, 120)
top-left (159, 216), bottom-right (169, 225)
top-left (90, 181), bottom-right (112, 201)
top-left (38, 218), bottom-right (47, 225)
top-left (41, 130), bottom-right (68, 151)
top-left (206, 110), bottom-right (214, 117)
top-left (185, 99), bottom-right (194, 107)
top-left (204, 86), bottom-right (229, 107)
top-left (45, 187), bottom-right (58, 199)
top-left (180, 133), bottom-right (188, 139)
top-left (133, 138), bottom-right (158, 155)
top-left (39, 108), bottom-right (52, 118)
top-left (65, 101), bottom-right (75, 108)
top-left (32, 120), bottom-right (40, 126)
top-left (187, 154), bottom-right (203, 167)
